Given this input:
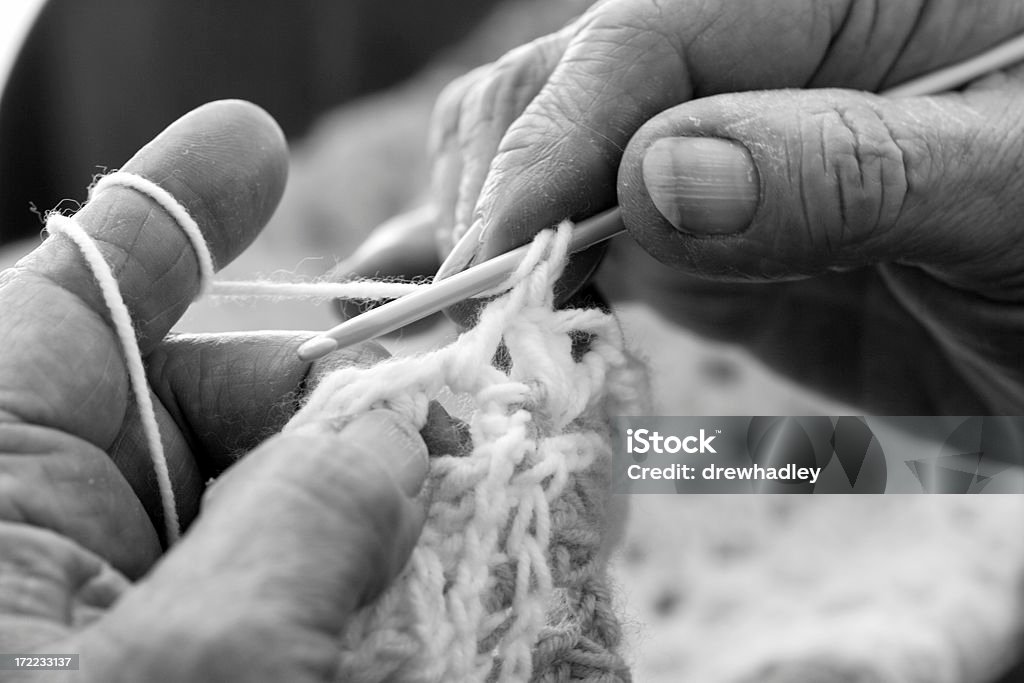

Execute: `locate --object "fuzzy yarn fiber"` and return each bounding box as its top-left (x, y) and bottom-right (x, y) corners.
top-left (50, 171), bottom-right (644, 681)
top-left (288, 225), bottom-right (644, 682)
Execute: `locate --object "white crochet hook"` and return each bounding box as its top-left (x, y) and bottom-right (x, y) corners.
top-left (297, 33), bottom-right (1024, 362)
top-left (297, 208), bottom-right (625, 360)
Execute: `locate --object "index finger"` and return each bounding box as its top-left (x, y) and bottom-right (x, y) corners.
top-left (0, 100), bottom-right (288, 446)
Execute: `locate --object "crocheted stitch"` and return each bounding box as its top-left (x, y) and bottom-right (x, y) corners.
top-left (289, 225), bottom-right (644, 682)
top-left (49, 172), bottom-right (643, 681)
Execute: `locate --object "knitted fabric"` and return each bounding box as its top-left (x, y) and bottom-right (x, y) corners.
top-left (288, 225), bottom-right (643, 682)
top-left (51, 172), bottom-right (642, 682)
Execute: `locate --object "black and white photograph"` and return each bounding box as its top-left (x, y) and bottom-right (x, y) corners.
top-left (0, 1), bottom-right (1023, 681)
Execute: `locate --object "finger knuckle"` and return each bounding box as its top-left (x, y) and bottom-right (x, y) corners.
top-left (576, 0), bottom-right (684, 53)
top-left (559, 0), bottom-right (689, 117)
top-left (491, 116), bottom-right (565, 177)
top-left (801, 99), bottom-right (913, 252)
top-left (428, 65), bottom-right (491, 154)
top-left (458, 38), bottom-right (566, 146)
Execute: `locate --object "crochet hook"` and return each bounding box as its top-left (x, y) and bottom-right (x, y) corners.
top-left (297, 32), bottom-right (1024, 362)
top-left (296, 208), bottom-right (625, 360)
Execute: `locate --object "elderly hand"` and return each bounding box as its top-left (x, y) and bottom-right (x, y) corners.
top-left (0, 101), bottom-right (434, 682)
top-left (348, 0), bottom-right (1024, 413)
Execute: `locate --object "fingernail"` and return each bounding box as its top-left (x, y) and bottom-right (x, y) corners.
top-left (347, 410), bottom-right (428, 497)
top-left (642, 137), bottom-right (759, 235)
top-left (434, 218), bottom-right (484, 282)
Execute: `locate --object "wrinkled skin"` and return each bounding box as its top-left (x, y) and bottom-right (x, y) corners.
top-left (0, 101), bottom-right (450, 682)
top-left (350, 0), bottom-right (1024, 413)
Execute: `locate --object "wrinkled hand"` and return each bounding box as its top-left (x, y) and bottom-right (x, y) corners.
top-left (351, 0), bottom-right (1024, 413)
top-left (0, 101), bottom-right (434, 682)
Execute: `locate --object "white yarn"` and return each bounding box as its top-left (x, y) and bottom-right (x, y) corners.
top-left (48, 170), bottom-right (221, 544)
top-left (286, 222), bottom-right (644, 681)
top-left (46, 172), bottom-right (641, 681)
top-left (45, 212), bottom-right (181, 545)
top-left (45, 170), bottom-right (588, 554)
top-left (209, 279), bottom-right (427, 301)
top-left (51, 167), bottom-right (432, 549)
top-left (90, 171), bottom-right (216, 295)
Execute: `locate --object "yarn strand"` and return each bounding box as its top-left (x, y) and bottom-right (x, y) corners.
top-left (209, 279), bottom-right (427, 301)
top-left (288, 221), bottom-right (641, 681)
top-left (46, 170), bottom-right (227, 544)
top-left (45, 212), bottom-right (181, 544)
top-left (44, 171), bottom-right (639, 680)
top-left (91, 172), bottom-right (216, 295)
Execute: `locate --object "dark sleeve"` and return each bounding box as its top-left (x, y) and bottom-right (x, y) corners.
top-left (0, 0), bottom-right (501, 244)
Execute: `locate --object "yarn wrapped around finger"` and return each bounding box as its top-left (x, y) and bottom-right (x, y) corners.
top-left (47, 170), bottom-right (647, 682)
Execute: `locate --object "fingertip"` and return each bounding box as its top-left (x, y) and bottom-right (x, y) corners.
top-left (282, 413), bottom-right (428, 608)
top-left (471, 199), bottom-right (532, 264)
top-left (619, 114), bottom-right (706, 270)
top-left (119, 99), bottom-right (290, 267)
top-left (14, 100), bottom-right (291, 366)
top-left (152, 423), bottom-right (426, 636)
top-left (621, 87), bottom-right (999, 280)
top-left (640, 137), bottom-right (759, 235)
top-left (434, 217), bottom-right (483, 282)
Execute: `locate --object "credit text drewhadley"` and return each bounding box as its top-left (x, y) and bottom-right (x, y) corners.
top-left (611, 416), bottom-right (1024, 494)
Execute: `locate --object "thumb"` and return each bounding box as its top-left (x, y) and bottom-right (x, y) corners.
top-left (620, 83), bottom-right (1024, 293)
top-left (79, 410), bottom-right (428, 680)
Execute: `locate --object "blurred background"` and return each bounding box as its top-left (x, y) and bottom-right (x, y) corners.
top-left (1, 2), bottom-right (1022, 681)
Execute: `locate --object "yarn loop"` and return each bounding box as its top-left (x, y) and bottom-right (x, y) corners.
top-left (46, 171), bottom-right (645, 681)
